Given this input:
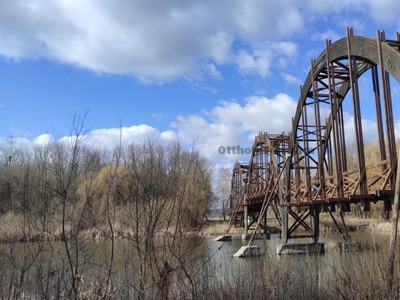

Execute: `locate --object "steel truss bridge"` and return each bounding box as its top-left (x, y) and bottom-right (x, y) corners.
top-left (227, 28), bottom-right (400, 245)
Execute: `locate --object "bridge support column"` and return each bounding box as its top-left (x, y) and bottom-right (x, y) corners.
top-left (263, 211), bottom-right (267, 234)
top-left (281, 207), bottom-right (288, 243)
top-left (244, 196), bottom-right (248, 236)
top-left (310, 205), bottom-right (320, 242)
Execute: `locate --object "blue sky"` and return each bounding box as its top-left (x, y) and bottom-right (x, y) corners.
top-left (1, 0), bottom-right (400, 168)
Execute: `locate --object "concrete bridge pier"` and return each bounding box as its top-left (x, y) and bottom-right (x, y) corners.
top-left (281, 207), bottom-right (288, 243)
top-left (242, 195), bottom-right (249, 240)
top-left (263, 212), bottom-right (268, 234)
top-left (278, 205), bottom-right (324, 255)
top-left (244, 195), bottom-right (248, 236)
top-left (310, 205), bottom-right (320, 243)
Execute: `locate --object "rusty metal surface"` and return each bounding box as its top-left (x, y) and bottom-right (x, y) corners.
top-left (229, 28), bottom-right (400, 242)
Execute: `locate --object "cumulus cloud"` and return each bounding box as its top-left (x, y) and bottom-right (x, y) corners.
top-left (281, 73), bottom-right (302, 85)
top-left (9, 127), bottom-right (31, 137)
top-left (17, 111), bottom-right (394, 162)
top-left (13, 125), bottom-right (177, 151)
top-left (395, 120), bottom-right (400, 139)
top-left (0, 0), bottom-right (304, 81)
top-left (1, 93), bottom-right (398, 167)
top-left (84, 124), bottom-right (176, 148)
top-left (365, 0), bottom-right (400, 24)
top-left (236, 49), bottom-right (272, 77)
top-left (199, 62), bottom-right (223, 80)
top-left (295, 104), bottom-right (381, 145)
top-left (311, 29), bottom-right (341, 43)
top-left (33, 134), bottom-right (52, 145)
top-left (2, 0), bottom-right (383, 82)
top-left (170, 93), bottom-right (297, 161)
top-left (151, 113), bottom-right (168, 121)
top-left (343, 114), bottom-right (379, 142)
top-left (235, 42), bottom-right (298, 77)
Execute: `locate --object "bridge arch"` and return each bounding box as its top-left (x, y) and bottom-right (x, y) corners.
top-left (227, 29), bottom-right (400, 245)
top-left (285, 29), bottom-right (400, 213)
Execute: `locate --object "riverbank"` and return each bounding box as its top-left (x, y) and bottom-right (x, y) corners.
top-left (0, 211), bottom-right (396, 244)
top-left (201, 214), bottom-right (394, 237)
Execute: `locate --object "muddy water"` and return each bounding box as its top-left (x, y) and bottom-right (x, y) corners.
top-left (0, 230), bottom-right (390, 295)
top-left (207, 231), bottom-right (389, 280)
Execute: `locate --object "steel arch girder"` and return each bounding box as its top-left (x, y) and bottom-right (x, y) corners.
top-left (284, 36), bottom-right (400, 201)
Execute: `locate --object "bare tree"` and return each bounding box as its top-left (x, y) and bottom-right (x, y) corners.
top-left (216, 167), bottom-right (231, 222)
top-left (0, 117), bottom-right (216, 298)
top-left (46, 111), bottom-right (92, 299)
top-left (114, 139), bottom-right (214, 298)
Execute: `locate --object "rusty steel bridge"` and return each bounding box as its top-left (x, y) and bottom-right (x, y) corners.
top-left (227, 28), bottom-right (400, 246)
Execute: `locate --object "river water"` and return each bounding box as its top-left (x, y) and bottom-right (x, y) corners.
top-left (0, 230), bottom-right (391, 298)
top-left (206, 231), bottom-right (389, 280)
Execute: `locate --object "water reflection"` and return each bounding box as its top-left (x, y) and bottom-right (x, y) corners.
top-left (0, 230), bottom-right (390, 297)
top-left (206, 231), bottom-right (389, 279)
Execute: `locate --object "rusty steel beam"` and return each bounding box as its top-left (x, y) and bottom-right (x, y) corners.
top-left (229, 28), bottom-right (400, 242)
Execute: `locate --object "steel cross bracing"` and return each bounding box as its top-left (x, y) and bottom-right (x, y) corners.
top-left (228, 28), bottom-right (400, 244)
top-left (227, 132), bottom-right (289, 235)
top-left (227, 162), bottom-right (247, 229)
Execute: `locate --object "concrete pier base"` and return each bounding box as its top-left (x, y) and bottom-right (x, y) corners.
top-left (213, 234), bottom-right (232, 242)
top-left (242, 233), bottom-right (270, 240)
top-left (233, 245), bottom-right (261, 258)
top-left (242, 233), bottom-right (251, 240)
top-left (277, 242), bottom-right (325, 255)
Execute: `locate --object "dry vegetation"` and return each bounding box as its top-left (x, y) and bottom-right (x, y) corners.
top-left (0, 114), bottom-right (399, 299)
top-left (206, 238), bottom-right (400, 300)
top-left (0, 113), bottom-right (217, 299)
top-left (1, 233), bottom-right (399, 299)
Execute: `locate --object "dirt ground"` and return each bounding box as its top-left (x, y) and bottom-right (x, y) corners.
top-left (202, 213), bottom-right (394, 236)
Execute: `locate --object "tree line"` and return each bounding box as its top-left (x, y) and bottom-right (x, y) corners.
top-left (0, 113), bottom-right (216, 299)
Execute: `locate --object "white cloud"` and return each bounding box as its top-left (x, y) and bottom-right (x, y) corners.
top-left (3, 92), bottom-right (398, 168)
top-left (365, 0), bottom-right (400, 24)
top-left (281, 73), bottom-right (302, 85)
top-left (236, 42), bottom-right (298, 77)
top-left (0, 0), bottom-right (301, 81)
top-left (160, 130), bottom-right (177, 142)
top-left (199, 86), bottom-right (218, 94)
top-left (1, 0), bottom-right (379, 82)
top-left (3, 124), bottom-right (178, 155)
top-left (236, 49), bottom-right (272, 77)
top-left (343, 113), bottom-right (378, 142)
top-left (19, 125), bottom-right (177, 151)
top-left (170, 93), bottom-right (297, 161)
top-left (9, 127), bottom-right (31, 137)
top-left (199, 62), bottom-right (223, 80)
top-left (311, 29), bottom-right (341, 43)
top-left (85, 124), bottom-right (175, 148)
top-left (395, 120), bottom-right (400, 139)
top-left (151, 113), bottom-right (168, 121)
top-left (20, 111), bottom-right (388, 163)
top-left (33, 134), bottom-right (52, 145)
